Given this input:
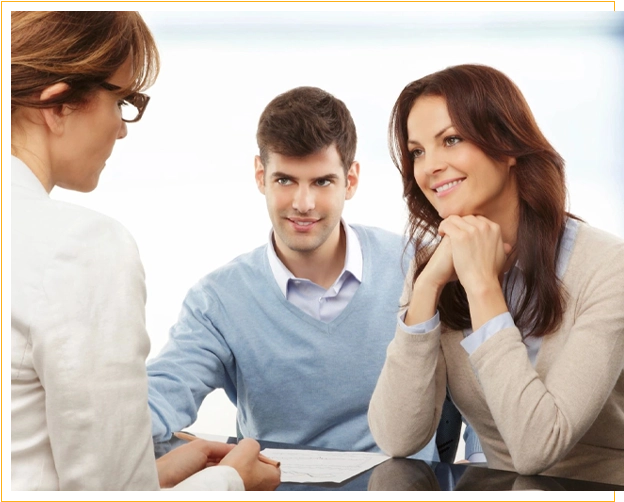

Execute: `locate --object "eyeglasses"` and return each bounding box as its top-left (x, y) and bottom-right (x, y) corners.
top-left (100, 82), bottom-right (150, 123)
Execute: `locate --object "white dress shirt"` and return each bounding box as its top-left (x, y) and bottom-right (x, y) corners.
top-left (267, 220), bottom-right (363, 322)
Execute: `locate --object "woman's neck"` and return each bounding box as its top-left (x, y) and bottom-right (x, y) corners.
top-left (12, 117), bottom-right (54, 193)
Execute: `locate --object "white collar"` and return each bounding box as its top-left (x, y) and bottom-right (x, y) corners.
top-left (12, 155), bottom-right (49, 198)
top-left (266, 219), bottom-right (363, 297)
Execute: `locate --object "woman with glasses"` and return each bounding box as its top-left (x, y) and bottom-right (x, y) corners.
top-left (11, 11), bottom-right (280, 491)
top-left (368, 64), bottom-right (624, 484)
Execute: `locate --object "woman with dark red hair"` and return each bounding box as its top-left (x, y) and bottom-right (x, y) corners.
top-left (369, 64), bottom-right (624, 484)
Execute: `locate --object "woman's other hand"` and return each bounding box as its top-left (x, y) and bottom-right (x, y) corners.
top-left (420, 235), bottom-right (457, 289)
top-left (220, 438), bottom-right (281, 490)
top-left (405, 236), bottom-right (456, 326)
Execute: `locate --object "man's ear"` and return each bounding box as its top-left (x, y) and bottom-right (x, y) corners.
top-left (345, 161), bottom-right (360, 201)
top-left (39, 82), bottom-right (71, 135)
top-left (254, 155), bottom-right (266, 195)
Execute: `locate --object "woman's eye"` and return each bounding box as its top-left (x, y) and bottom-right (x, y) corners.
top-left (444, 136), bottom-right (461, 147)
top-left (410, 149), bottom-right (424, 160)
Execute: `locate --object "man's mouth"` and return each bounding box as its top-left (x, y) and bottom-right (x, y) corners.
top-left (287, 218), bottom-right (319, 231)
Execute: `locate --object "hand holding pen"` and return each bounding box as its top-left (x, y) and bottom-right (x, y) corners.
top-left (173, 431), bottom-right (281, 467)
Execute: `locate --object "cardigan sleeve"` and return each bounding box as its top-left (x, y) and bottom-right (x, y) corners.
top-left (32, 215), bottom-right (160, 489)
top-left (468, 231), bottom-right (624, 475)
top-left (368, 261), bottom-right (448, 457)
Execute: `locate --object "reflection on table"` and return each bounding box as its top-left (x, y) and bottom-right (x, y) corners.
top-left (155, 436), bottom-right (624, 491)
top-left (367, 458), bottom-right (623, 491)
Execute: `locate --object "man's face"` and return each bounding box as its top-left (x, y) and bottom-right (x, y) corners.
top-left (255, 144), bottom-right (359, 258)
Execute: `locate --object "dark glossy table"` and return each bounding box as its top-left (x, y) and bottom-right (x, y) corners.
top-left (155, 436), bottom-right (623, 491)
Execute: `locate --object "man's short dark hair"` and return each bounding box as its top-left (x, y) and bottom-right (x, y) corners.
top-left (256, 86), bottom-right (357, 175)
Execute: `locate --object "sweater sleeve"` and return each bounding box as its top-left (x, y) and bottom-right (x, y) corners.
top-left (147, 282), bottom-right (235, 442)
top-left (368, 262), bottom-right (448, 457)
top-left (33, 216), bottom-right (159, 490)
top-left (468, 233), bottom-right (624, 475)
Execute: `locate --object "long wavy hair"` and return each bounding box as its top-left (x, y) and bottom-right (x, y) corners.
top-left (390, 64), bottom-right (571, 338)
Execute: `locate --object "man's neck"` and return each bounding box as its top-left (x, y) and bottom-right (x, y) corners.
top-left (275, 224), bottom-right (347, 290)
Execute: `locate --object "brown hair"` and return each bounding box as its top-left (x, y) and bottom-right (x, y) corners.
top-left (256, 86), bottom-right (357, 175)
top-left (390, 64), bottom-right (570, 338)
top-left (11, 11), bottom-right (159, 112)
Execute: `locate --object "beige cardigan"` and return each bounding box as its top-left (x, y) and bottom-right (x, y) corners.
top-left (369, 222), bottom-right (624, 485)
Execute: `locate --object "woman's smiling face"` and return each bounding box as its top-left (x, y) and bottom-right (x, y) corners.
top-left (407, 95), bottom-right (517, 221)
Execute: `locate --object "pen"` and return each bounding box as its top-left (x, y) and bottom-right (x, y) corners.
top-left (173, 431), bottom-right (281, 468)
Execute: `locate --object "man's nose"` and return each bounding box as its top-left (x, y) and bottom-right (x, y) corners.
top-left (292, 185), bottom-right (315, 213)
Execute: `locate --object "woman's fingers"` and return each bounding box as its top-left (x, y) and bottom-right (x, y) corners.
top-left (156, 440), bottom-right (236, 488)
top-left (437, 215), bottom-right (510, 330)
top-left (180, 439), bottom-right (237, 462)
top-left (419, 235), bottom-right (457, 288)
top-left (438, 214), bottom-right (509, 294)
top-left (220, 439), bottom-right (280, 491)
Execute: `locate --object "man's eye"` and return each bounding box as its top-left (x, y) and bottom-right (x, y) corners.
top-left (316, 179), bottom-right (331, 187)
top-left (277, 178), bottom-right (292, 186)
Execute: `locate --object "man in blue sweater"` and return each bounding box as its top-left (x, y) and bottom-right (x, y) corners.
top-left (147, 87), bottom-right (438, 460)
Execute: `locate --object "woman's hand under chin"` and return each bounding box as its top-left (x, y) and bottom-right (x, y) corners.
top-left (438, 215), bottom-right (510, 292)
top-left (438, 215), bottom-right (512, 330)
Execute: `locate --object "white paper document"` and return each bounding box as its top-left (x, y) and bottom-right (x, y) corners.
top-left (261, 448), bottom-right (390, 483)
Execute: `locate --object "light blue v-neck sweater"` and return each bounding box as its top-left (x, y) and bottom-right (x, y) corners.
top-left (147, 224), bottom-right (438, 460)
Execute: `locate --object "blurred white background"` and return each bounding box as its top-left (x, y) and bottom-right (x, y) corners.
top-left (52, 11), bottom-right (624, 457)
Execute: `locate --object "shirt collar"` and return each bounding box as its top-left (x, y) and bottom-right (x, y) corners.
top-left (12, 155), bottom-right (49, 198)
top-left (267, 219), bottom-right (363, 297)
